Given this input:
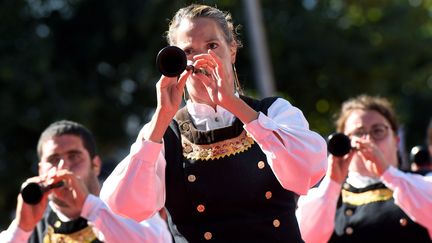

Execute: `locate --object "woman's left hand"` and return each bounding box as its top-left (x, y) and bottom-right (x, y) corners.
top-left (352, 137), bottom-right (390, 176)
top-left (192, 50), bottom-right (236, 107)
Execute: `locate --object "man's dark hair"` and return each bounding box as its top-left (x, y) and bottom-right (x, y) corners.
top-left (37, 120), bottom-right (97, 159)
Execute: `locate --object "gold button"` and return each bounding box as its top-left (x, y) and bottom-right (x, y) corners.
top-left (273, 219), bottom-right (280, 227)
top-left (197, 204), bottom-right (205, 213)
top-left (345, 209), bottom-right (353, 216)
top-left (257, 161), bottom-right (265, 169)
top-left (265, 191), bottom-right (272, 199)
top-left (345, 227), bottom-right (353, 235)
top-left (188, 174), bottom-right (196, 182)
top-left (180, 122), bottom-right (190, 132)
top-left (54, 220), bottom-right (62, 228)
top-left (400, 218), bottom-right (408, 226)
top-left (204, 232), bottom-right (212, 240)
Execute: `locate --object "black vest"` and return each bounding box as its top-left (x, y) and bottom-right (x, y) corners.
top-left (163, 96), bottom-right (303, 243)
top-left (329, 182), bottom-right (431, 243)
top-left (28, 208), bottom-right (101, 243)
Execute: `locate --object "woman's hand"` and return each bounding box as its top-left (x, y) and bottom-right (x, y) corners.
top-left (352, 138), bottom-right (390, 176)
top-left (143, 71), bottom-right (191, 143)
top-left (156, 71), bottom-right (191, 116)
top-left (192, 50), bottom-right (237, 107)
top-left (327, 152), bottom-right (354, 184)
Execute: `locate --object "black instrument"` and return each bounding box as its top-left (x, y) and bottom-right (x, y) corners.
top-left (410, 145), bottom-right (431, 166)
top-left (156, 46), bottom-right (189, 77)
top-left (327, 133), bottom-right (352, 157)
top-left (21, 181), bottom-right (65, 205)
top-left (156, 46), bottom-right (209, 77)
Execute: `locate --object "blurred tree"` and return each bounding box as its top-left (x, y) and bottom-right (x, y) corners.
top-left (1, 0), bottom-right (432, 229)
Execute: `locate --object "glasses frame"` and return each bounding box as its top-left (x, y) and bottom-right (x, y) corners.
top-left (347, 123), bottom-right (390, 141)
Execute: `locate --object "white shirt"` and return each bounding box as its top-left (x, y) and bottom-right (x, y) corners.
top-left (296, 167), bottom-right (432, 243)
top-left (186, 99), bottom-right (235, 131)
top-left (0, 194), bottom-right (172, 243)
top-left (100, 97), bottom-right (328, 222)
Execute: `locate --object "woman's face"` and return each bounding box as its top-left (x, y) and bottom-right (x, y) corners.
top-left (173, 17), bottom-right (237, 104)
top-left (344, 109), bottom-right (399, 168)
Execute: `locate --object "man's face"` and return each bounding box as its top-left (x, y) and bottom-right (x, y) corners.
top-left (38, 134), bottom-right (100, 207)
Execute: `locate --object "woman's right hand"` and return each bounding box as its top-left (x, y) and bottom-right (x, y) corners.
top-left (326, 152), bottom-right (354, 184)
top-left (156, 71), bottom-right (191, 116)
top-left (144, 71), bottom-right (191, 143)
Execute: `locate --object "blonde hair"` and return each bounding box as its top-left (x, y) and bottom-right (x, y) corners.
top-left (335, 94), bottom-right (399, 134)
top-left (166, 4), bottom-right (242, 48)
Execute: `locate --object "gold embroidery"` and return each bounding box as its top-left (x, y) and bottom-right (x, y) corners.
top-left (342, 188), bottom-right (393, 206)
top-left (182, 130), bottom-right (255, 160)
top-left (43, 225), bottom-right (98, 243)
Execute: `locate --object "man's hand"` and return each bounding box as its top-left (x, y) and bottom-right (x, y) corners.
top-left (16, 177), bottom-right (49, 232)
top-left (48, 170), bottom-right (89, 219)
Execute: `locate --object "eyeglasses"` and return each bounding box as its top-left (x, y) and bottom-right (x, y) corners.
top-left (348, 124), bottom-right (390, 141)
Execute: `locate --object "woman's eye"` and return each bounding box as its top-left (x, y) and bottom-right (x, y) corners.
top-left (184, 49), bottom-right (192, 55)
top-left (208, 43), bottom-right (218, 49)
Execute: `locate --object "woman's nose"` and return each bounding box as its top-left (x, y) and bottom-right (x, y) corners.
top-left (193, 48), bottom-right (208, 56)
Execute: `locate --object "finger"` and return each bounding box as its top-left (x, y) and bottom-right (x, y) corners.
top-left (194, 53), bottom-right (219, 72)
top-left (157, 75), bottom-right (179, 89)
top-left (208, 50), bottom-right (222, 66)
top-left (195, 74), bottom-right (214, 88)
top-left (208, 50), bottom-right (224, 76)
top-left (24, 176), bottom-right (44, 185)
top-left (193, 60), bottom-right (216, 72)
top-left (177, 69), bottom-right (192, 91)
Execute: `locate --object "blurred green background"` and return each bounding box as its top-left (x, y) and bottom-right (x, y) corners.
top-left (1, 0), bottom-right (432, 228)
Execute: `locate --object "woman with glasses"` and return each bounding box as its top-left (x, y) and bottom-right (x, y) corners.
top-left (296, 94), bottom-right (432, 243)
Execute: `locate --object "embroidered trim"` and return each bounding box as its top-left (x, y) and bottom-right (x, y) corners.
top-left (43, 225), bottom-right (98, 243)
top-left (182, 130), bottom-right (255, 160)
top-left (341, 188), bottom-right (393, 206)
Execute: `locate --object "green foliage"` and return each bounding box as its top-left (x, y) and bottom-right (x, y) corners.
top-left (1, 0), bottom-right (432, 229)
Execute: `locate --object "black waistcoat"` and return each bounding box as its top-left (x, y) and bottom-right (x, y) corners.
top-left (163, 96), bottom-right (303, 243)
top-left (329, 182), bottom-right (431, 243)
top-left (28, 208), bottom-right (102, 243)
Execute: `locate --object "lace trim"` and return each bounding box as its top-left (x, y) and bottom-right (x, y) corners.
top-left (182, 130), bottom-right (255, 161)
top-left (43, 225), bottom-right (98, 243)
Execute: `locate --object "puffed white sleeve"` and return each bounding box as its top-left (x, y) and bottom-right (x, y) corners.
top-left (0, 220), bottom-right (33, 243)
top-left (244, 98), bottom-right (328, 195)
top-left (296, 176), bottom-right (341, 243)
top-left (100, 125), bottom-right (167, 221)
top-left (381, 166), bottom-right (432, 238)
top-left (82, 194), bottom-right (172, 243)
